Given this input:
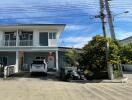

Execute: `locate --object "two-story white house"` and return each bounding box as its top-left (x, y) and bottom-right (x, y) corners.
top-left (119, 36), bottom-right (132, 46)
top-left (0, 24), bottom-right (65, 73)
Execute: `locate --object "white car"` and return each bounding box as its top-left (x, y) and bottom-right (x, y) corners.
top-left (30, 60), bottom-right (47, 73)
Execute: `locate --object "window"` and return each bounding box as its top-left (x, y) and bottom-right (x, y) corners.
top-left (39, 32), bottom-right (48, 46)
top-left (53, 33), bottom-right (56, 39)
top-left (49, 32), bottom-right (56, 39)
top-left (33, 61), bottom-right (44, 64)
top-left (29, 34), bottom-right (33, 40)
top-left (20, 31), bottom-right (33, 40)
top-left (35, 57), bottom-right (44, 60)
top-left (5, 34), bottom-right (10, 40)
top-left (0, 57), bottom-right (7, 65)
top-left (5, 32), bottom-right (16, 40)
top-left (49, 33), bottom-right (52, 39)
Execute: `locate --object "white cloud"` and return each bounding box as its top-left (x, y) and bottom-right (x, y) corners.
top-left (115, 17), bottom-right (132, 22)
top-left (60, 36), bottom-right (92, 48)
top-left (63, 36), bottom-right (91, 43)
top-left (65, 25), bottom-right (88, 31)
top-left (116, 32), bottom-right (132, 40)
top-left (74, 42), bottom-right (88, 48)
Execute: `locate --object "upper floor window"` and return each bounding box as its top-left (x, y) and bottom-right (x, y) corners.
top-left (19, 31), bottom-right (33, 40)
top-left (4, 32), bottom-right (16, 40)
top-left (49, 32), bottom-right (56, 39)
top-left (39, 32), bottom-right (48, 46)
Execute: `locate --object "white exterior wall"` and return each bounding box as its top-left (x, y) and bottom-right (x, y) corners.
top-left (0, 31), bottom-right (3, 46)
top-left (15, 51), bottom-right (19, 73)
top-left (120, 37), bottom-right (132, 46)
top-left (33, 30), bottom-right (40, 46)
top-left (48, 39), bottom-right (57, 47)
top-left (0, 27), bottom-right (63, 47)
top-left (56, 51), bottom-right (59, 71)
top-left (33, 29), bottom-right (58, 47)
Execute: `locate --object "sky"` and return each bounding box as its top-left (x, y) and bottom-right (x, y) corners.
top-left (0, 0), bottom-right (132, 48)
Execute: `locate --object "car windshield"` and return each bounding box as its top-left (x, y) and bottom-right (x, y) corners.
top-left (32, 61), bottom-right (44, 64)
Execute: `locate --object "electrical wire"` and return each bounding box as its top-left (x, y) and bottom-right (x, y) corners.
top-left (0, 0), bottom-right (131, 21)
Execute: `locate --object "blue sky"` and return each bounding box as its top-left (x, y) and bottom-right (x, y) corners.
top-left (0, 0), bottom-right (132, 48)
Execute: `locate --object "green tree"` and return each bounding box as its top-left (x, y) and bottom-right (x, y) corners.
top-left (80, 35), bottom-right (121, 71)
top-left (108, 39), bottom-right (121, 64)
top-left (120, 44), bottom-right (132, 64)
top-left (65, 48), bottom-right (79, 67)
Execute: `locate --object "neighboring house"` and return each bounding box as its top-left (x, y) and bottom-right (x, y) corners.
top-left (0, 24), bottom-right (65, 73)
top-left (119, 36), bottom-right (132, 46)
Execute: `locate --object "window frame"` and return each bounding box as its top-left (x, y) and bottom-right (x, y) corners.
top-left (49, 32), bottom-right (56, 39)
top-left (39, 32), bottom-right (49, 46)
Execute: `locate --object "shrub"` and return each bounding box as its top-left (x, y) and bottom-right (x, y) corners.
top-left (120, 44), bottom-right (132, 64)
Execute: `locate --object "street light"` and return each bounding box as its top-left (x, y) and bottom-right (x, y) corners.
top-left (113, 11), bottom-right (129, 21)
top-left (114, 11), bottom-right (129, 16)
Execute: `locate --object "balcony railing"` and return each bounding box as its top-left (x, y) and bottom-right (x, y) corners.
top-left (19, 40), bottom-right (33, 46)
top-left (4, 40), bottom-right (16, 46)
top-left (3, 40), bottom-right (33, 46)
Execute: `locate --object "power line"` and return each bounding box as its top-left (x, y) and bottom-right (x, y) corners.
top-left (0, 2), bottom-right (100, 13)
top-left (0, 0), bottom-right (130, 22)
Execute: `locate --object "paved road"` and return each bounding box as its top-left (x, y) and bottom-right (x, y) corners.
top-left (0, 73), bottom-right (132, 100)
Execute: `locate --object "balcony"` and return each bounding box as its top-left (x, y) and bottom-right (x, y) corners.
top-left (4, 40), bottom-right (16, 46)
top-left (19, 40), bottom-right (33, 46)
top-left (3, 40), bottom-right (33, 46)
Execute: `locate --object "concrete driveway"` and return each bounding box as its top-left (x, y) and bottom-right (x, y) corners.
top-left (124, 71), bottom-right (132, 80)
top-left (0, 72), bottom-right (132, 100)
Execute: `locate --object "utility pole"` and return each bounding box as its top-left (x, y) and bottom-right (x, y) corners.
top-left (95, 0), bottom-right (106, 37)
top-left (104, 0), bottom-right (116, 39)
top-left (100, 0), bottom-right (107, 37)
top-left (99, 0), bottom-right (111, 79)
top-left (103, 0), bottom-right (114, 79)
top-left (94, 0), bottom-right (114, 79)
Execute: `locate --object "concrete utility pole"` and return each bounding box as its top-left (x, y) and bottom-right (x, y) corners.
top-left (100, 0), bottom-right (107, 37)
top-left (99, 0), bottom-right (111, 79)
top-left (104, 0), bottom-right (116, 39)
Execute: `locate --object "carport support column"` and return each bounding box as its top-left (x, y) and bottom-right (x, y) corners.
top-left (56, 51), bottom-right (59, 71)
top-left (16, 29), bottom-right (19, 46)
top-left (15, 51), bottom-right (19, 73)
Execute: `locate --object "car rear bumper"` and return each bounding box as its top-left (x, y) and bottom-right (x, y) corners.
top-left (30, 67), bottom-right (47, 73)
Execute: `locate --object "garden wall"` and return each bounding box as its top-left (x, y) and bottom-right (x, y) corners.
top-left (122, 64), bottom-right (132, 72)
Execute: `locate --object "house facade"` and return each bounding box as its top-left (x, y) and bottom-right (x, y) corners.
top-left (0, 24), bottom-right (65, 73)
top-left (119, 36), bottom-right (132, 46)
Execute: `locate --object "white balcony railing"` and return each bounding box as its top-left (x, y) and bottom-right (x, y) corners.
top-left (3, 40), bottom-right (57, 47)
top-left (4, 40), bottom-right (16, 46)
top-left (3, 40), bottom-right (33, 46)
top-left (19, 40), bottom-right (33, 46)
